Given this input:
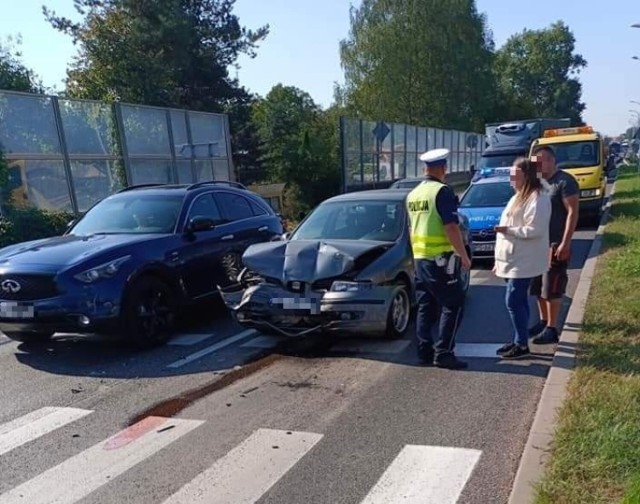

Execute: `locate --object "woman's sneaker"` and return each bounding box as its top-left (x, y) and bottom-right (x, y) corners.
top-left (500, 345), bottom-right (531, 360)
top-left (496, 342), bottom-right (516, 355)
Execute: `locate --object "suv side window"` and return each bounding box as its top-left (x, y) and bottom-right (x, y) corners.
top-left (216, 192), bottom-right (254, 221)
top-left (249, 199), bottom-right (268, 216)
top-left (187, 193), bottom-right (223, 222)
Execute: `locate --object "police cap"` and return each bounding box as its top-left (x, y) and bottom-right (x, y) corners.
top-left (419, 148), bottom-right (449, 168)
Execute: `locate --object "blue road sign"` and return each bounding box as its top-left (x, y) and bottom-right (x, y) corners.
top-left (372, 122), bottom-right (390, 144)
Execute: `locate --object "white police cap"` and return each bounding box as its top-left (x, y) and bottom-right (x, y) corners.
top-left (419, 148), bottom-right (450, 166)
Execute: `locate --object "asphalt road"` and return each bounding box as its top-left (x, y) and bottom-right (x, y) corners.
top-left (0, 185), bottom-right (609, 504)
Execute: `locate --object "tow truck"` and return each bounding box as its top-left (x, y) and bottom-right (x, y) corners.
top-left (529, 125), bottom-right (608, 226)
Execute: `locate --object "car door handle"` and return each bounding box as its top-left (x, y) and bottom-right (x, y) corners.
top-left (258, 226), bottom-right (268, 232)
top-left (221, 234), bottom-right (234, 241)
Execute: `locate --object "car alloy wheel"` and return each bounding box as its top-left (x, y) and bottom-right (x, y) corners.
top-left (385, 283), bottom-right (410, 339)
top-left (222, 253), bottom-right (242, 283)
top-left (125, 276), bottom-right (175, 348)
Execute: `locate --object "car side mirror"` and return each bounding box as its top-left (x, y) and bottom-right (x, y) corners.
top-left (186, 216), bottom-right (216, 233)
top-left (281, 232), bottom-right (290, 241)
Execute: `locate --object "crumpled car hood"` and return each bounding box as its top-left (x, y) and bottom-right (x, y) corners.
top-left (241, 239), bottom-right (392, 283)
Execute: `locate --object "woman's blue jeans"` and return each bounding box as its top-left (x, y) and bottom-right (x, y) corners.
top-left (505, 277), bottom-right (533, 347)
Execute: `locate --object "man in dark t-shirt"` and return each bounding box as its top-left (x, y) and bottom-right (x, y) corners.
top-left (528, 145), bottom-right (580, 344)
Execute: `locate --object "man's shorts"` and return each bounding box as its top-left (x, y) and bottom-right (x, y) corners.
top-left (530, 245), bottom-right (569, 300)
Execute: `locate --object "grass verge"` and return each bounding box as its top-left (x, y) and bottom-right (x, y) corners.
top-left (534, 166), bottom-right (640, 504)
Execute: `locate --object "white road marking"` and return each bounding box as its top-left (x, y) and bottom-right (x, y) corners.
top-left (168, 333), bottom-right (216, 346)
top-left (163, 428), bottom-right (323, 504)
top-left (330, 339), bottom-right (411, 354)
top-left (359, 445), bottom-right (482, 504)
top-left (470, 268), bottom-right (496, 283)
top-left (0, 407), bottom-right (93, 456)
top-left (454, 343), bottom-right (504, 358)
top-left (166, 329), bottom-right (259, 369)
top-left (470, 269), bottom-right (484, 280)
top-left (0, 416), bottom-right (204, 504)
top-left (241, 335), bottom-right (282, 349)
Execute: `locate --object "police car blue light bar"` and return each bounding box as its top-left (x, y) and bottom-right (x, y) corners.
top-left (472, 167), bottom-right (511, 181)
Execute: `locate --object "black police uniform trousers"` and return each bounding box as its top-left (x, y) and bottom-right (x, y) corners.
top-left (414, 252), bottom-right (465, 359)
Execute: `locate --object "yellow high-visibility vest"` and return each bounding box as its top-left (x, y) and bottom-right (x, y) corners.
top-left (406, 180), bottom-right (454, 259)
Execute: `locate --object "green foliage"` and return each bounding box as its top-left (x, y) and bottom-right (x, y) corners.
top-left (0, 207), bottom-right (73, 249)
top-left (44, 0), bottom-right (268, 111)
top-left (337, 4), bottom-right (586, 130)
top-left (493, 21), bottom-right (586, 125)
top-left (533, 168), bottom-right (640, 503)
top-left (227, 92), bottom-right (268, 185)
top-left (336, 0), bottom-right (497, 131)
top-left (251, 85), bottom-right (341, 216)
top-left (0, 149), bottom-right (7, 193)
top-left (0, 37), bottom-right (44, 93)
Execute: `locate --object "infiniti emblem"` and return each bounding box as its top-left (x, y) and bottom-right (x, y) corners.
top-left (0, 279), bottom-right (21, 294)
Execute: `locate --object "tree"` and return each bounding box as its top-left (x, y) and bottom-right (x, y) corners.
top-left (493, 21), bottom-right (586, 125)
top-left (336, 0), bottom-right (496, 131)
top-left (227, 92), bottom-right (265, 185)
top-left (0, 37), bottom-right (43, 94)
top-left (43, 0), bottom-right (268, 112)
top-left (251, 85), bottom-right (340, 215)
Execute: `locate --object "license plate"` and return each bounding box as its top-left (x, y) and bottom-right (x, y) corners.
top-left (474, 243), bottom-right (495, 252)
top-left (0, 302), bottom-right (35, 319)
top-left (270, 297), bottom-right (321, 314)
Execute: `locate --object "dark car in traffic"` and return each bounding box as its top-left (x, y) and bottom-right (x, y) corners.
top-left (0, 181), bottom-right (283, 348)
top-left (219, 188), bottom-right (474, 339)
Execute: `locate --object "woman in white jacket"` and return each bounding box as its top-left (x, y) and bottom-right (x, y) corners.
top-left (494, 157), bottom-right (551, 360)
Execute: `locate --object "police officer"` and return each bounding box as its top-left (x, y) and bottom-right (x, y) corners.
top-left (407, 148), bottom-right (472, 370)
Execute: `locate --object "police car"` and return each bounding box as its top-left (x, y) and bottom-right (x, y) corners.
top-left (457, 167), bottom-right (515, 260)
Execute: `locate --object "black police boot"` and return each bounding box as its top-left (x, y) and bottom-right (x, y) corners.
top-left (435, 353), bottom-right (468, 370)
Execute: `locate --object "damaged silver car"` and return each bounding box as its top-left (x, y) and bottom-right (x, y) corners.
top-left (218, 188), bottom-right (473, 338)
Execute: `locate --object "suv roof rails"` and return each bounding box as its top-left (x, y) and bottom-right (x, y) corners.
top-left (116, 183), bottom-right (167, 193)
top-left (186, 180), bottom-right (248, 191)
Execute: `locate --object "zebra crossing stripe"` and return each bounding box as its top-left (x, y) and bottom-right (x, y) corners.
top-left (359, 445), bottom-right (482, 504)
top-left (0, 416), bottom-right (204, 504)
top-left (0, 407), bottom-right (93, 456)
top-left (162, 428), bottom-right (323, 504)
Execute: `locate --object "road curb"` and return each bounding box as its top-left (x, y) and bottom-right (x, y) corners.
top-left (507, 181), bottom-right (618, 504)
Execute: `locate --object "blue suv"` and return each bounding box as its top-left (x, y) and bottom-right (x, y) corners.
top-left (0, 181), bottom-right (283, 348)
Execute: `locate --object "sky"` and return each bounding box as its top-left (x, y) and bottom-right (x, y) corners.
top-left (1, 0), bottom-right (639, 137)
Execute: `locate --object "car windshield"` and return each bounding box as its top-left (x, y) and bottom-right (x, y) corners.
top-left (70, 193), bottom-right (184, 235)
top-left (478, 154), bottom-right (518, 169)
top-left (459, 182), bottom-right (514, 208)
top-left (543, 140), bottom-right (600, 169)
top-left (291, 199), bottom-right (404, 242)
